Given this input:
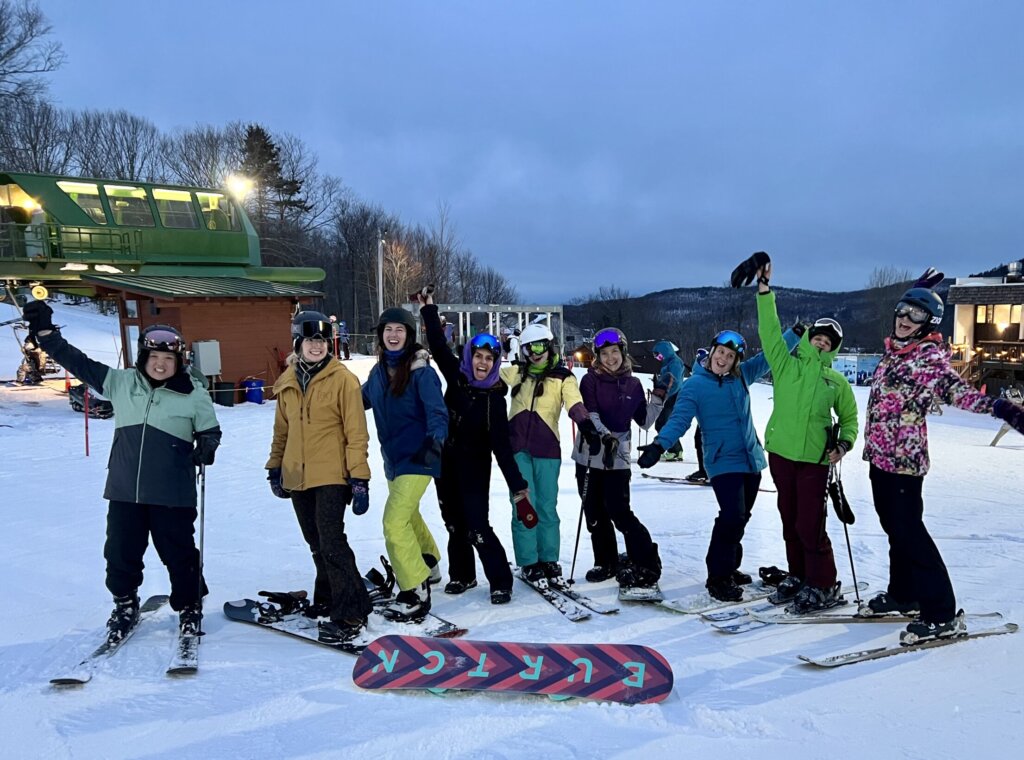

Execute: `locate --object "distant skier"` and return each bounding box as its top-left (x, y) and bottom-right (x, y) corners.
top-left (501, 323), bottom-right (600, 584)
top-left (23, 301), bottom-right (220, 640)
top-left (330, 316), bottom-right (351, 361)
top-left (651, 340), bottom-right (684, 461)
top-left (266, 311), bottom-right (372, 644)
top-left (755, 261), bottom-right (859, 612)
top-left (417, 292), bottom-right (535, 605)
top-left (860, 270), bottom-right (1024, 643)
top-left (573, 327), bottom-right (663, 589)
top-left (508, 328), bottom-right (521, 365)
top-left (684, 348), bottom-right (709, 483)
top-left (362, 306), bottom-right (448, 621)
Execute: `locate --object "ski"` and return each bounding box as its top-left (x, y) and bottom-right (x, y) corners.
top-left (659, 579), bottom-right (773, 615)
top-left (166, 630), bottom-right (200, 676)
top-left (223, 599), bottom-right (467, 654)
top-left (518, 573), bottom-right (591, 622)
top-left (707, 582), bottom-right (870, 633)
top-left (798, 623), bottom-right (1018, 668)
top-left (618, 584), bottom-right (665, 603)
top-left (50, 594), bottom-right (170, 686)
top-left (751, 607), bottom-right (1002, 626)
top-left (547, 578), bottom-right (619, 614)
top-left (640, 472), bottom-right (777, 493)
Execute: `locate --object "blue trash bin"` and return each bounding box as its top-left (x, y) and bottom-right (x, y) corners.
top-left (241, 378), bottom-right (265, 404)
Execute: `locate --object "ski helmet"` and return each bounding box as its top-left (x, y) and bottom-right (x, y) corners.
top-left (807, 318), bottom-right (843, 352)
top-left (519, 323), bottom-right (555, 360)
top-left (468, 332), bottom-right (501, 359)
top-left (709, 330), bottom-right (745, 371)
top-left (292, 310), bottom-right (333, 354)
top-left (894, 287), bottom-right (944, 337)
top-left (694, 347), bottom-right (709, 366)
top-left (137, 324), bottom-right (186, 370)
top-left (376, 306), bottom-right (417, 350)
top-left (593, 327), bottom-right (628, 352)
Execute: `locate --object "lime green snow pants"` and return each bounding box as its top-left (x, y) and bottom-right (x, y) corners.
top-left (382, 474), bottom-right (441, 591)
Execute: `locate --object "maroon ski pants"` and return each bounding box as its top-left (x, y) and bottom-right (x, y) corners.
top-left (767, 453), bottom-right (837, 588)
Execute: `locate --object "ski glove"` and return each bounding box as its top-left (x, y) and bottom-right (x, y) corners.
top-left (513, 490), bottom-right (538, 529)
top-left (350, 478), bottom-right (370, 515)
top-left (601, 434), bottom-right (620, 469)
top-left (267, 467), bottom-right (290, 499)
top-left (22, 300), bottom-right (55, 337)
top-left (792, 320), bottom-right (810, 337)
top-left (192, 432), bottom-right (218, 466)
top-left (577, 418), bottom-right (603, 456)
top-left (410, 436), bottom-right (443, 467)
top-left (912, 267), bottom-right (945, 290)
top-left (993, 398), bottom-right (1024, 436)
top-left (636, 443), bottom-right (665, 469)
top-left (730, 251), bottom-right (771, 288)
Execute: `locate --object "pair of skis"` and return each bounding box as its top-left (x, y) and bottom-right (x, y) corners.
top-left (517, 572), bottom-right (620, 622)
top-left (640, 472), bottom-right (777, 493)
top-left (50, 595), bottom-right (198, 685)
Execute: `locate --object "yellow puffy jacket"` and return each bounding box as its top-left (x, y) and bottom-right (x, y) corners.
top-left (266, 359), bottom-right (371, 491)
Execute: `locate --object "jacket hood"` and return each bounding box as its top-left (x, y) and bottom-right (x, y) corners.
top-left (652, 340), bottom-right (677, 358)
top-left (796, 332), bottom-right (840, 366)
top-left (460, 342), bottom-right (502, 388)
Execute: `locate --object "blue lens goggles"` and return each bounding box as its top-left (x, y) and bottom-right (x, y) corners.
top-left (594, 328), bottom-right (625, 350)
top-left (713, 330), bottom-right (746, 353)
top-left (470, 333), bottom-right (501, 353)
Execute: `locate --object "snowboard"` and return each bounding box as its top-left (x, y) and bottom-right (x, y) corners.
top-left (223, 598), bottom-right (466, 654)
top-left (798, 622), bottom-right (1018, 667)
top-left (352, 634), bottom-right (674, 705)
top-left (619, 584), bottom-right (665, 603)
top-left (659, 579), bottom-right (772, 615)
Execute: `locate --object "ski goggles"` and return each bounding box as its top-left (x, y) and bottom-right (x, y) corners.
top-left (894, 301), bottom-right (931, 325)
top-left (712, 330), bottom-right (746, 354)
top-left (811, 318), bottom-right (843, 337)
top-left (470, 333), bottom-right (501, 354)
top-left (593, 328), bottom-right (626, 350)
top-left (654, 352), bottom-right (664, 362)
top-left (297, 320), bottom-right (332, 340)
top-left (141, 328), bottom-right (185, 353)
top-left (525, 340), bottom-right (551, 356)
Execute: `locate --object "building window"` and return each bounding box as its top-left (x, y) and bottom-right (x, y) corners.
top-left (57, 181), bottom-right (108, 225)
top-left (152, 188), bottom-right (198, 229)
top-left (196, 192), bottom-right (241, 231)
top-left (105, 185), bottom-right (154, 227)
top-left (975, 305), bottom-right (987, 323)
top-left (1012, 304), bottom-right (1022, 324)
top-left (124, 299), bottom-right (139, 319)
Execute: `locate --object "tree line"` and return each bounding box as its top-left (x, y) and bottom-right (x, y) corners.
top-left (0, 0), bottom-right (518, 336)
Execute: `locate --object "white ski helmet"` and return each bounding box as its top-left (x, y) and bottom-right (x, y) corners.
top-left (519, 323), bottom-right (555, 359)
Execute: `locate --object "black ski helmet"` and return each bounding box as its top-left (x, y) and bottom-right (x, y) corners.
top-left (376, 307), bottom-right (417, 350)
top-left (807, 318), bottom-right (843, 352)
top-left (137, 324), bottom-right (186, 371)
top-left (292, 310), bottom-right (333, 354)
top-left (893, 287), bottom-right (944, 338)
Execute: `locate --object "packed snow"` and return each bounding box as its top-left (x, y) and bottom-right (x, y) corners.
top-left (0, 300), bottom-right (1021, 760)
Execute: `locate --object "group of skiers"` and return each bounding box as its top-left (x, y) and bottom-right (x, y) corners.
top-left (19, 251), bottom-right (1024, 648)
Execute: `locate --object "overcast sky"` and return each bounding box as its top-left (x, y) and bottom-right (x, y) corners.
top-left (43, 1), bottom-right (1024, 302)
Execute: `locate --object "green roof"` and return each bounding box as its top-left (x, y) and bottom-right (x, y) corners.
top-left (83, 275), bottom-right (322, 299)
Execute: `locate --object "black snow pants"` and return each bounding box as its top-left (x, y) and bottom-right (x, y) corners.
top-left (291, 485), bottom-right (372, 624)
top-left (576, 464), bottom-right (659, 574)
top-left (706, 472), bottom-right (762, 580)
top-left (869, 465), bottom-right (956, 624)
top-left (436, 452), bottom-right (513, 592)
top-left (104, 500), bottom-right (207, 612)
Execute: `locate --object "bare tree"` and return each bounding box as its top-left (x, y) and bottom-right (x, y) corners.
top-left (0, 0), bottom-right (64, 101)
top-left (161, 122), bottom-right (244, 187)
top-left (866, 265), bottom-right (914, 346)
top-left (0, 95), bottom-right (73, 172)
top-left (70, 110), bottom-right (164, 181)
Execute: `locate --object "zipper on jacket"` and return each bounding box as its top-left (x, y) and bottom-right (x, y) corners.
top-left (135, 389), bottom-right (156, 502)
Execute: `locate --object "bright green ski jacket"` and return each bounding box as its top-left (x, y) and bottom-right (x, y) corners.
top-left (756, 290), bottom-right (858, 463)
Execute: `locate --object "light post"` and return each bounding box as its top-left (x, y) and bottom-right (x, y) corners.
top-left (377, 230), bottom-right (385, 317)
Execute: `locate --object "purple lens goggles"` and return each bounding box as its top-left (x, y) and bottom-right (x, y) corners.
top-left (593, 328), bottom-right (624, 350)
top-left (141, 329), bottom-right (184, 352)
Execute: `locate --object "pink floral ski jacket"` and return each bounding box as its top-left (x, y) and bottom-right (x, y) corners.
top-left (863, 333), bottom-right (994, 477)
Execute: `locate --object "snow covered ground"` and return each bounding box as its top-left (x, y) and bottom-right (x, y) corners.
top-left (1, 300), bottom-right (1021, 760)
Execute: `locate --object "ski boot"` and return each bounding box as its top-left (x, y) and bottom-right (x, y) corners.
top-left (660, 450), bottom-right (684, 462)
top-left (685, 469), bottom-right (708, 483)
top-left (758, 565), bottom-right (789, 587)
top-left (490, 588), bottom-right (512, 605)
top-left (585, 565), bottom-right (617, 583)
top-left (382, 581), bottom-right (431, 622)
top-left (788, 582), bottom-right (843, 614)
top-left (521, 563), bottom-right (547, 586)
top-left (731, 569), bottom-right (753, 586)
top-left (541, 561), bottom-right (564, 582)
top-left (443, 579), bottom-right (478, 595)
top-left (768, 575), bottom-right (803, 605)
top-left (861, 591), bottom-right (920, 618)
top-left (179, 604), bottom-right (203, 636)
top-left (106, 593), bottom-right (140, 643)
top-left (705, 576), bottom-right (743, 602)
top-left (900, 610), bottom-right (966, 645)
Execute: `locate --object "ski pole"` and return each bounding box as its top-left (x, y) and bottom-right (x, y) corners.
top-left (196, 463), bottom-right (207, 633)
top-left (832, 462), bottom-right (861, 605)
top-left (569, 463), bottom-right (590, 584)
